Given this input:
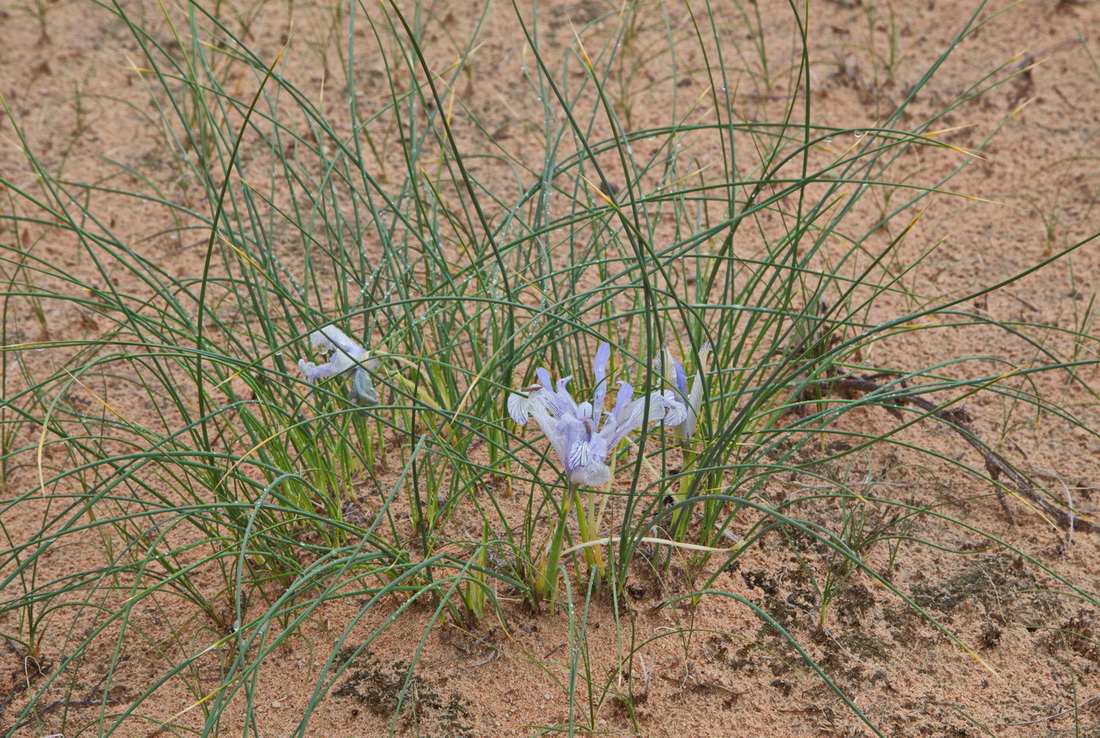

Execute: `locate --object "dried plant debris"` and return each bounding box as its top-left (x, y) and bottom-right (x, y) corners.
top-left (909, 553), bottom-right (1062, 626)
top-left (333, 649), bottom-right (473, 737)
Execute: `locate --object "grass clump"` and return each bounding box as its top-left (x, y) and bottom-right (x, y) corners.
top-left (1, 0), bottom-right (1097, 735)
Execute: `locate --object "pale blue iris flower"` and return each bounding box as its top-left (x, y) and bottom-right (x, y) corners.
top-left (656, 343), bottom-right (711, 441)
top-left (297, 326), bottom-right (380, 407)
top-left (508, 342), bottom-right (687, 488)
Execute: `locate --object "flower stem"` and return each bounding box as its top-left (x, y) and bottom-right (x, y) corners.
top-left (670, 446), bottom-right (697, 542)
top-left (573, 483), bottom-right (605, 580)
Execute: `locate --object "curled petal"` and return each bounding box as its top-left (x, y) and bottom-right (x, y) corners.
top-left (350, 368), bottom-right (380, 406)
top-left (597, 381), bottom-right (632, 441)
top-left (508, 392), bottom-right (537, 424)
top-left (593, 342), bottom-right (611, 376)
top-left (534, 368), bottom-right (553, 392)
top-left (610, 381), bottom-right (635, 423)
top-left (672, 359), bottom-right (688, 398)
top-left (298, 355), bottom-right (354, 384)
top-left (297, 359), bottom-right (325, 383)
top-left (299, 354), bottom-right (348, 382)
top-left (660, 390), bottom-right (689, 427)
top-left (688, 379), bottom-right (704, 420)
top-left (533, 368), bottom-right (574, 417)
top-left (658, 348), bottom-right (689, 397)
top-left (604, 393), bottom-right (657, 448)
top-left (668, 351), bottom-right (686, 398)
top-left (311, 326), bottom-right (368, 361)
top-left (689, 341), bottom-right (712, 408)
top-left (697, 340), bottom-right (713, 366)
top-left (553, 376), bottom-right (579, 414)
top-left (682, 378), bottom-right (702, 438)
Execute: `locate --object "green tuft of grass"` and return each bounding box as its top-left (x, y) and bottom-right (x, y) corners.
top-left (1, 0), bottom-right (1097, 735)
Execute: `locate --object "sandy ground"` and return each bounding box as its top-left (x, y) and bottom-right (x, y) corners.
top-left (2, 0), bottom-right (1100, 736)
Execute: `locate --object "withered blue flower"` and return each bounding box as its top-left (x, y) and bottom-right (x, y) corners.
top-left (297, 325), bottom-right (380, 406)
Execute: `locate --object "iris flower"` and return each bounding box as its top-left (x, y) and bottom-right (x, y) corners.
top-left (508, 342), bottom-right (687, 487)
top-left (297, 326), bottom-right (380, 406)
top-left (657, 343), bottom-right (711, 442)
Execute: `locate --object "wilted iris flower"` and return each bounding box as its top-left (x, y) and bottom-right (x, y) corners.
top-left (297, 326), bottom-right (380, 406)
top-left (657, 342), bottom-right (711, 442)
top-left (508, 342), bottom-right (687, 488)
